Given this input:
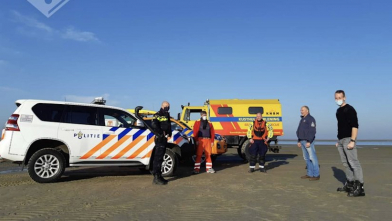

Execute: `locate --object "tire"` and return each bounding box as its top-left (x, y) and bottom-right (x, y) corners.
top-left (241, 139), bottom-right (252, 162)
top-left (237, 148), bottom-right (245, 160)
top-left (161, 149), bottom-right (177, 177)
top-left (28, 148), bottom-right (66, 183)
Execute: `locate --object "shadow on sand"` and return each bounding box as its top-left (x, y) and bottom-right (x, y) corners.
top-left (332, 166), bottom-right (346, 184)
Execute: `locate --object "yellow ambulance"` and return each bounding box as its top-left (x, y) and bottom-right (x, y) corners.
top-left (178, 99), bottom-right (283, 159)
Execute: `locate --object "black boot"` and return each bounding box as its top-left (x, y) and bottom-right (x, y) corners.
top-left (153, 174), bottom-right (168, 185)
top-left (337, 180), bottom-right (354, 192)
top-left (348, 181), bottom-right (365, 197)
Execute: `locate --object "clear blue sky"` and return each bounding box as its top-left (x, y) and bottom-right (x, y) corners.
top-left (0, 0), bottom-right (391, 139)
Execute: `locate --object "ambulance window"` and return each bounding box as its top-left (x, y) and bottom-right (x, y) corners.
top-left (249, 107), bottom-right (264, 114)
top-left (64, 105), bottom-right (98, 126)
top-left (189, 109), bottom-right (203, 121)
top-left (32, 103), bottom-right (66, 123)
top-left (99, 108), bottom-right (136, 128)
top-left (218, 107), bottom-right (232, 115)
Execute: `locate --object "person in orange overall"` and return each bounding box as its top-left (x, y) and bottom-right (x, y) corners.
top-left (192, 111), bottom-right (216, 174)
top-left (247, 112), bottom-right (274, 173)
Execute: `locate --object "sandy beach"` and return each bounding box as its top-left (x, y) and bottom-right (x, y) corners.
top-left (1, 145), bottom-right (391, 221)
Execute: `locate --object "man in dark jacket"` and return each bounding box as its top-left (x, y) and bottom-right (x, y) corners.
top-left (151, 101), bottom-right (172, 185)
top-left (296, 106), bottom-right (320, 181)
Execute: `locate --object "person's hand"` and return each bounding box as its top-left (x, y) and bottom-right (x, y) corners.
top-left (297, 142), bottom-right (301, 148)
top-left (211, 143), bottom-right (214, 147)
top-left (336, 142), bottom-right (338, 148)
top-left (306, 142), bottom-right (311, 148)
top-left (265, 138), bottom-right (269, 143)
top-left (347, 141), bottom-right (355, 150)
top-left (250, 139), bottom-right (254, 144)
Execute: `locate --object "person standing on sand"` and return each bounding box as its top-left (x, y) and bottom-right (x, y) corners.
top-left (296, 106), bottom-right (320, 181)
top-left (335, 90), bottom-right (365, 197)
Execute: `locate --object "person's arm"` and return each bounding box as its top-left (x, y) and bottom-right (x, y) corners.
top-left (349, 107), bottom-right (359, 140)
top-left (151, 115), bottom-right (163, 136)
top-left (167, 114), bottom-right (172, 137)
top-left (193, 121), bottom-right (200, 141)
top-left (247, 123), bottom-right (254, 143)
top-left (266, 122), bottom-right (274, 139)
top-left (247, 123), bottom-right (253, 139)
top-left (297, 120), bottom-right (302, 147)
top-left (210, 123), bottom-right (215, 147)
top-left (307, 117), bottom-right (316, 143)
top-left (348, 107), bottom-right (359, 149)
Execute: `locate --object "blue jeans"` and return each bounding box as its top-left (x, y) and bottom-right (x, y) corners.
top-left (300, 140), bottom-right (320, 177)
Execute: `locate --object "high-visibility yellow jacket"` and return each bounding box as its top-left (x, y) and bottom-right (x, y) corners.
top-left (247, 120), bottom-right (274, 139)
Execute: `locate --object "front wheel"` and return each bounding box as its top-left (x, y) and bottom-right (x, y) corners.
top-left (28, 148), bottom-right (66, 183)
top-left (161, 149), bottom-right (177, 177)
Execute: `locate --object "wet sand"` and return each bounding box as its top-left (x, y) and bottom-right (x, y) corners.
top-left (0, 145), bottom-right (391, 221)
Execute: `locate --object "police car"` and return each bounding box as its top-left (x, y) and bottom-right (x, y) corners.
top-left (0, 98), bottom-right (191, 183)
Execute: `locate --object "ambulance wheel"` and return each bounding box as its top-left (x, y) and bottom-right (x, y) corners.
top-left (28, 148), bottom-right (66, 183)
top-left (241, 140), bottom-right (252, 162)
top-left (237, 148), bottom-right (245, 160)
top-left (161, 149), bottom-right (177, 177)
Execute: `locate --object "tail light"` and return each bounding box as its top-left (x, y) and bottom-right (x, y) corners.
top-left (5, 114), bottom-right (20, 131)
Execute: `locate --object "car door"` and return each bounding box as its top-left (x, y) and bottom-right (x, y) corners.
top-left (96, 108), bottom-right (155, 161)
top-left (57, 105), bottom-right (102, 163)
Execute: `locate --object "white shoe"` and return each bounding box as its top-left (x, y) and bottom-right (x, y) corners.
top-left (207, 168), bottom-right (216, 173)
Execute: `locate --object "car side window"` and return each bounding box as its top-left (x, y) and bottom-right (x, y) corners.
top-left (171, 122), bottom-right (183, 131)
top-left (99, 108), bottom-right (136, 128)
top-left (64, 105), bottom-right (98, 126)
top-left (32, 103), bottom-right (66, 123)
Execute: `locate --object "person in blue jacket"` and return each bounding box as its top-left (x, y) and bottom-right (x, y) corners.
top-left (296, 106), bottom-right (320, 181)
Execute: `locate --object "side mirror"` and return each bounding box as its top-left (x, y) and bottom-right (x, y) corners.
top-left (177, 113), bottom-right (181, 121)
top-left (135, 119), bottom-right (145, 127)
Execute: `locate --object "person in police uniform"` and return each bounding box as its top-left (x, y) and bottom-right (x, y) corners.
top-left (151, 101), bottom-right (172, 185)
top-left (247, 112), bottom-right (274, 173)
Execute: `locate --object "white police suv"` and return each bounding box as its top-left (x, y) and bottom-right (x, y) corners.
top-left (0, 98), bottom-right (191, 183)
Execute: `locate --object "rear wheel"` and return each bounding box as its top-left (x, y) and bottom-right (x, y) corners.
top-left (240, 140), bottom-right (252, 162)
top-left (28, 148), bottom-right (66, 183)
